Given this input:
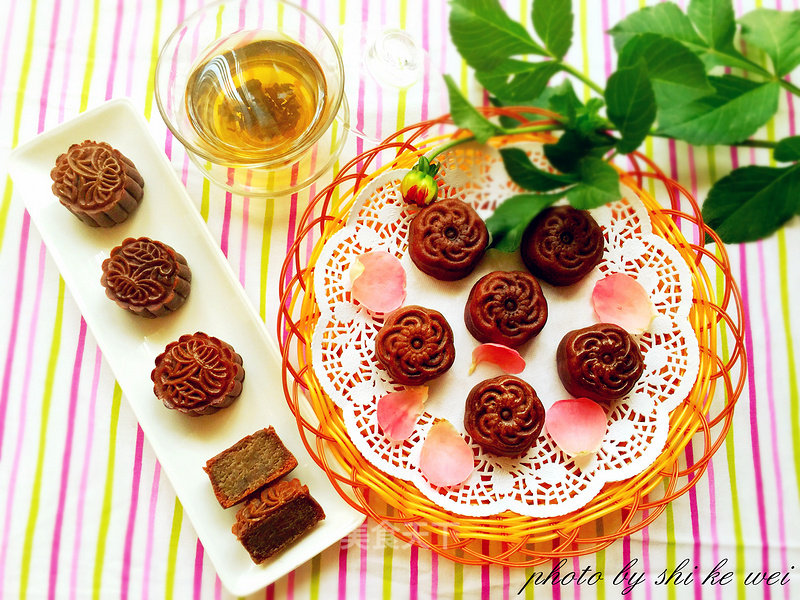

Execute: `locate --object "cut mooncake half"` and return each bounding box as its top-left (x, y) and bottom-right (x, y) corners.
top-left (204, 427), bottom-right (298, 508)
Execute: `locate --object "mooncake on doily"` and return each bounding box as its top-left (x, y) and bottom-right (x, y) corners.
top-left (520, 206), bottom-right (604, 286)
top-left (50, 140), bottom-right (144, 227)
top-left (100, 237), bottom-right (191, 318)
top-left (557, 323), bottom-right (644, 406)
top-left (408, 199), bottom-right (489, 281)
top-left (375, 305), bottom-right (455, 385)
top-left (151, 332), bottom-right (245, 416)
top-left (464, 375), bottom-right (544, 458)
top-left (464, 271), bottom-right (548, 347)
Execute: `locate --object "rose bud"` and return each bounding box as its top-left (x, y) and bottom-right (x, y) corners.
top-left (401, 156), bottom-right (440, 207)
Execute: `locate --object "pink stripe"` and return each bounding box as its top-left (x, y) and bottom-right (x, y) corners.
top-left (286, 570), bottom-right (295, 600)
top-left (69, 348), bottom-right (102, 600)
top-left (430, 533), bottom-right (438, 600)
top-left (551, 557), bottom-right (561, 600)
top-left (58, 0), bottom-right (80, 123)
top-left (337, 533), bottom-right (348, 599)
top-left (355, 0), bottom-right (368, 159)
top-left (571, 557), bottom-right (580, 600)
top-left (756, 240), bottom-right (790, 597)
top-left (125, 0), bottom-right (144, 97)
top-left (37, 0), bottom-right (62, 132)
top-left (420, 0), bottom-right (430, 122)
top-left (193, 540), bottom-right (204, 600)
top-left (0, 241), bottom-right (45, 585)
top-left (141, 463), bottom-right (161, 600)
top-left (239, 196), bottom-right (249, 285)
top-left (705, 463), bottom-right (723, 600)
top-left (266, 582), bottom-right (275, 600)
top-left (0, 211), bottom-right (30, 456)
top-left (220, 170), bottom-right (234, 257)
top-left (409, 528), bottom-right (419, 600)
top-left (47, 318), bottom-right (87, 600)
top-left (104, 0), bottom-right (124, 100)
top-left (0, 0), bottom-right (18, 112)
top-left (683, 443), bottom-right (704, 599)
top-left (481, 540), bottom-right (490, 599)
top-left (359, 518), bottom-right (367, 600)
top-left (732, 183), bottom-right (773, 596)
top-left (215, 576), bottom-right (222, 600)
top-left (121, 427), bottom-right (145, 600)
top-left (641, 509), bottom-right (652, 600)
top-left (600, 0), bottom-right (613, 79)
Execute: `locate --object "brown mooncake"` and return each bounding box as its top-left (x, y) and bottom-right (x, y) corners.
top-left (464, 271), bottom-right (548, 347)
top-left (151, 332), bottom-right (245, 416)
top-left (232, 478), bottom-right (326, 564)
top-left (408, 199), bottom-right (489, 281)
top-left (464, 375), bottom-right (544, 458)
top-left (520, 206), bottom-right (605, 286)
top-left (374, 305), bottom-right (455, 385)
top-left (100, 237), bottom-right (191, 318)
top-left (50, 140), bottom-right (144, 227)
top-left (557, 323), bottom-right (644, 406)
top-left (204, 427), bottom-right (298, 508)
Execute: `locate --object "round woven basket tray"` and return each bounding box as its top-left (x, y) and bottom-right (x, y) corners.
top-left (277, 106), bottom-right (746, 566)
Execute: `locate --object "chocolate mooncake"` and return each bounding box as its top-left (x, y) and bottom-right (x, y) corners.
top-left (101, 237), bottom-right (191, 318)
top-left (50, 140), bottom-right (144, 227)
top-left (151, 332), bottom-right (244, 416)
top-left (520, 206), bottom-right (604, 286)
top-left (464, 271), bottom-right (548, 347)
top-left (464, 375), bottom-right (544, 458)
top-left (232, 478), bottom-right (325, 564)
top-left (375, 305), bottom-right (455, 385)
top-left (408, 199), bottom-right (489, 281)
top-left (204, 427), bottom-right (298, 508)
top-left (557, 323), bottom-right (644, 406)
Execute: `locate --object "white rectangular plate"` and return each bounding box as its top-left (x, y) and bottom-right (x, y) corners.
top-left (8, 98), bottom-right (364, 597)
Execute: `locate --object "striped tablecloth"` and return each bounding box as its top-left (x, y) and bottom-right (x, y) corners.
top-left (1, 0), bottom-right (798, 598)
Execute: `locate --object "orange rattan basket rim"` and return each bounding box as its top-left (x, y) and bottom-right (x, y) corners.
top-left (277, 106), bottom-right (746, 567)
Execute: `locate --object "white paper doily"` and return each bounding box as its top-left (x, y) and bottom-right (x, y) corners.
top-left (311, 142), bottom-right (700, 517)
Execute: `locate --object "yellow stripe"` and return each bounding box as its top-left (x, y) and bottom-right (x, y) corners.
top-left (164, 500), bottom-right (183, 600)
top-left (0, 0), bottom-right (40, 251)
top-left (259, 199), bottom-right (275, 320)
top-left (79, 0), bottom-right (101, 113)
top-left (19, 279), bottom-right (65, 597)
top-left (91, 383), bottom-right (122, 599)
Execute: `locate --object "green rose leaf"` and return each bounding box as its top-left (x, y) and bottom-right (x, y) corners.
top-left (608, 2), bottom-right (703, 52)
top-left (499, 148), bottom-right (578, 191)
top-left (476, 60), bottom-right (561, 104)
top-left (449, 0), bottom-right (547, 71)
top-left (687, 0), bottom-right (736, 50)
top-left (486, 192), bottom-right (562, 251)
top-left (774, 136), bottom-right (800, 163)
top-left (443, 75), bottom-right (501, 144)
top-left (605, 59), bottom-right (657, 154)
top-left (702, 164), bottom-right (800, 243)
top-left (532, 0), bottom-right (574, 60)
top-left (618, 33), bottom-right (714, 110)
top-left (657, 75), bottom-right (780, 145)
top-left (566, 157), bottom-right (622, 209)
top-left (738, 9), bottom-right (800, 77)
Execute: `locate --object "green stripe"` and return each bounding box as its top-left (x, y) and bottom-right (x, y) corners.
top-left (664, 491), bottom-right (676, 600)
top-left (79, 0), bottom-right (100, 113)
top-left (143, 0), bottom-right (163, 120)
top-left (381, 508), bottom-right (393, 599)
top-left (594, 520), bottom-right (605, 600)
top-left (579, 0), bottom-right (590, 102)
top-left (164, 499), bottom-right (183, 600)
top-left (309, 554), bottom-right (321, 600)
top-left (0, 0), bottom-right (39, 251)
top-left (19, 279), bottom-right (66, 597)
top-left (259, 200), bottom-right (275, 320)
top-left (200, 167), bottom-right (211, 222)
top-left (453, 548), bottom-right (463, 600)
top-left (91, 383), bottom-right (122, 599)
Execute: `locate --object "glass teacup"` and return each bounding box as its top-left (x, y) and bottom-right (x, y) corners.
top-left (155, 0), bottom-right (349, 197)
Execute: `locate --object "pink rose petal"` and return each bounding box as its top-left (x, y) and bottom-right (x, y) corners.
top-left (592, 273), bottom-right (655, 334)
top-left (377, 387), bottom-right (428, 441)
top-left (469, 343), bottom-right (526, 375)
top-left (545, 398), bottom-right (608, 456)
top-left (350, 251), bottom-right (406, 313)
top-left (419, 420), bottom-right (474, 487)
